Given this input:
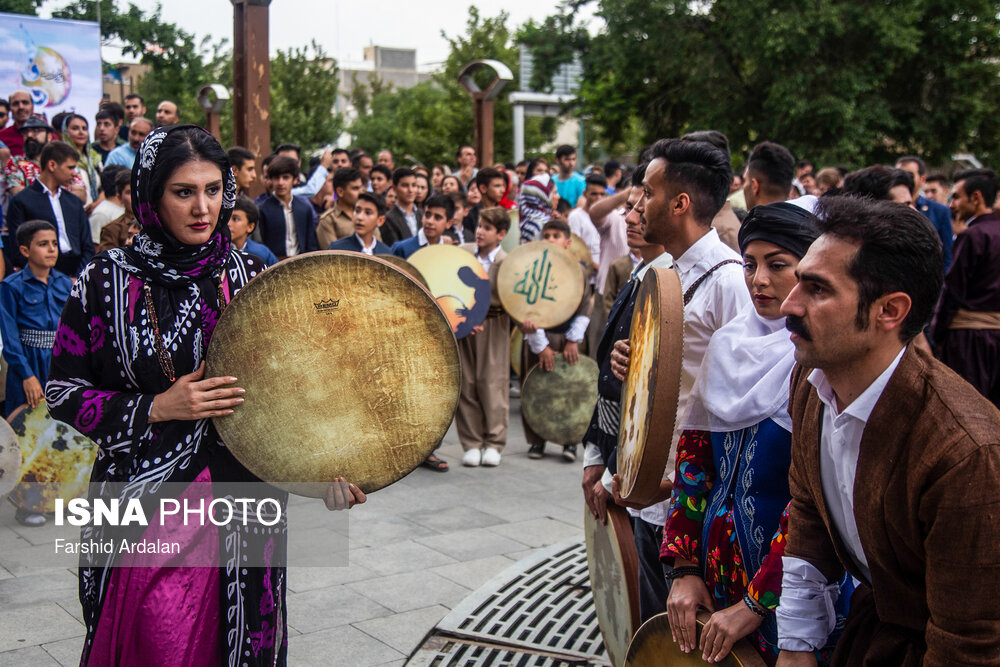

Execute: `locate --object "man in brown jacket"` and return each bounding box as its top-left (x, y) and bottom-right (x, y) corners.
top-left (775, 196), bottom-right (1000, 666)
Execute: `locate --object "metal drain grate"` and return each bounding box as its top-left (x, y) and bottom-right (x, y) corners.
top-left (407, 635), bottom-right (589, 666)
top-left (409, 538), bottom-right (609, 665)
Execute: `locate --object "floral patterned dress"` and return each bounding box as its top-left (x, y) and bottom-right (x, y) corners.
top-left (661, 421), bottom-right (848, 664)
top-left (46, 249), bottom-right (289, 667)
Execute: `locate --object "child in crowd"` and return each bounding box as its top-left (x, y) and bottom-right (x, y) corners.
top-left (520, 218), bottom-right (593, 462)
top-left (457, 207), bottom-right (510, 467)
top-left (230, 195), bottom-right (279, 266)
top-left (328, 192), bottom-right (392, 254)
top-left (0, 220), bottom-right (72, 526)
top-left (391, 194), bottom-right (455, 259)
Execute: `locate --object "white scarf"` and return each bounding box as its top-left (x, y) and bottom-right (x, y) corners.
top-left (683, 307), bottom-right (795, 433)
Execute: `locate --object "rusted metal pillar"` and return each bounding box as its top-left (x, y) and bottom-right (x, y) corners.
top-left (232, 0), bottom-right (271, 197)
top-left (457, 60), bottom-right (513, 166)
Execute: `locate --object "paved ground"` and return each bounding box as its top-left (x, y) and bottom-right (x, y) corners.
top-left (0, 397), bottom-right (588, 666)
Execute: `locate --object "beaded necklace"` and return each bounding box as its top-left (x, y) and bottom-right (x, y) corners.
top-left (143, 271), bottom-right (228, 382)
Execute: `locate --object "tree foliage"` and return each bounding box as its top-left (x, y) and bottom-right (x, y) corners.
top-left (0, 0), bottom-right (43, 15)
top-left (522, 0), bottom-right (1000, 167)
top-left (269, 40), bottom-right (342, 153)
top-left (350, 7), bottom-right (556, 167)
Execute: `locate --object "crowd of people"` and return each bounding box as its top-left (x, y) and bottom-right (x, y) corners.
top-left (0, 86), bottom-right (998, 666)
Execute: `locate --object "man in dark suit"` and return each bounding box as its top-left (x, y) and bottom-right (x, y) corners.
top-left (381, 167), bottom-right (421, 247)
top-left (327, 192), bottom-right (392, 255)
top-left (6, 141), bottom-right (93, 277)
top-left (256, 155), bottom-right (318, 259)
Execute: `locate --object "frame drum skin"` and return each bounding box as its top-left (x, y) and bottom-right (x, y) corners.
top-left (625, 611), bottom-right (766, 667)
top-left (617, 267), bottom-right (684, 505)
top-left (407, 245), bottom-right (490, 339)
top-left (7, 401), bottom-right (95, 512)
top-left (375, 254), bottom-right (428, 288)
top-left (569, 232), bottom-right (595, 275)
top-left (586, 503), bottom-right (640, 667)
top-left (0, 417), bottom-right (20, 500)
top-left (498, 241), bottom-right (584, 328)
top-left (207, 252), bottom-right (460, 497)
top-left (521, 354), bottom-right (599, 445)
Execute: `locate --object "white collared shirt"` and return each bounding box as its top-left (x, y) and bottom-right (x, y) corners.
top-left (636, 228), bottom-right (746, 527)
top-left (281, 198), bottom-right (298, 257)
top-left (568, 207), bottom-right (602, 277)
top-left (416, 228), bottom-right (444, 248)
top-left (476, 244), bottom-right (501, 273)
top-left (38, 180), bottom-right (72, 253)
top-left (354, 233), bottom-right (377, 255)
top-left (776, 346), bottom-right (906, 652)
top-left (399, 205), bottom-right (418, 237)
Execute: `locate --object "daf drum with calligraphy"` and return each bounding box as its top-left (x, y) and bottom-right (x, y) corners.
top-left (497, 241), bottom-right (584, 328)
top-left (206, 252), bottom-right (461, 497)
top-left (407, 245), bottom-right (491, 339)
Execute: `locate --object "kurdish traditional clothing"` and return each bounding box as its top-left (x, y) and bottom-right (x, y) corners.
top-left (45, 125), bottom-right (288, 666)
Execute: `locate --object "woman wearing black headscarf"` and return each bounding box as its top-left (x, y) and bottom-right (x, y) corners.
top-left (46, 125), bottom-right (363, 666)
top-left (660, 202), bottom-right (851, 665)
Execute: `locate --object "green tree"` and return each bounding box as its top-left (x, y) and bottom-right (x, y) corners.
top-left (349, 7), bottom-right (556, 166)
top-left (0, 0), bottom-right (43, 14)
top-left (269, 40), bottom-right (342, 154)
top-left (523, 0), bottom-right (1000, 167)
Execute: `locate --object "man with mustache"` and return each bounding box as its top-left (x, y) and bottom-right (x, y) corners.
top-left (0, 90), bottom-right (33, 157)
top-left (774, 196), bottom-right (1000, 666)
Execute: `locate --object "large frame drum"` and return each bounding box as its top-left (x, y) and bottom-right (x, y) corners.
top-left (585, 503), bottom-right (640, 667)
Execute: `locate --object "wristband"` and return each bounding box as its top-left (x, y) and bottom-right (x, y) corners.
top-left (666, 565), bottom-right (702, 580)
top-left (743, 593), bottom-right (766, 618)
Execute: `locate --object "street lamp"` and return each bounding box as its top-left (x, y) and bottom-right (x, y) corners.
top-left (197, 84), bottom-right (230, 141)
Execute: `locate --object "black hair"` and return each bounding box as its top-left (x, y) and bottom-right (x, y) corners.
top-left (331, 148), bottom-right (350, 159)
top-left (795, 159), bottom-right (813, 171)
top-left (925, 172), bottom-right (950, 187)
top-left (370, 164), bottom-right (391, 181)
top-left (746, 142), bottom-right (795, 197)
top-left (896, 155), bottom-right (926, 176)
top-left (147, 127), bottom-right (231, 214)
top-left (99, 101), bottom-right (125, 123)
top-left (17, 219), bottom-right (57, 248)
top-left (475, 166), bottom-right (504, 188)
top-left (953, 168), bottom-right (999, 207)
top-left (227, 146), bottom-right (255, 169)
top-left (585, 173), bottom-right (608, 188)
top-left (356, 191), bottom-right (387, 217)
top-left (0, 98), bottom-right (8, 113)
top-left (95, 108), bottom-right (118, 124)
top-left (333, 167), bottom-right (363, 191)
top-left (114, 169), bottom-right (130, 195)
top-left (441, 174), bottom-right (465, 194)
top-left (648, 138), bottom-right (733, 225)
top-left (455, 145), bottom-right (474, 160)
top-left (51, 112), bottom-right (70, 136)
top-left (526, 157), bottom-right (549, 178)
top-left (815, 195), bottom-right (943, 341)
top-left (63, 112), bottom-right (88, 132)
top-left (630, 163), bottom-right (648, 187)
top-left (125, 93), bottom-right (144, 105)
top-left (423, 193), bottom-right (455, 221)
top-left (555, 145), bottom-right (576, 160)
top-left (603, 160), bottom-right (622, 179)
top-left (261, 153), bottom-right (277, 172)
top-left (841, 166), bottom-right (913, 201)
top-left (39, 141), bottom-right (78, 170)
top-left (100, 164), bottom-right (126, 197)
top-left (233, 194), bottom-right (260, 226)
top-left (682, 130), bottom-right (731, 160)
top-left (274, 142), bottom-right (301, 157)
top-left (479, 206), bottom-right (510, 233)
top-left (352, 152), bottom-right (372, 168)
top-left (392, 167), bottom-right (416, 186)
top-left (542, 218), bottom-right (571, 238)
top-left (266, 155), bottom-right (300, 180)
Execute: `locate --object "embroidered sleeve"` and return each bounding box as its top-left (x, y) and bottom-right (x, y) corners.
top-left (661, 429), bottom-right (714, 565)
top-left (45, 262), bottom-right (153, 451)
top-left (5, 158), bottom-right (25, 190)
top-left (747, 503), bottom-right (789, 610)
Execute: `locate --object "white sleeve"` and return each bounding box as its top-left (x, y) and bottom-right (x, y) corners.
top-left (600, 467), bottom-right (614, 494)
top-left (292, 165), bottom-right (328, 198)
top-left (565, 315), bottom-right (591, 343)
top-left (525, 329), bottom-right (550, 354)
top-left (583, 443), bottom-right (604, 467)
top-left (776, 556), bottom-right (841, 652)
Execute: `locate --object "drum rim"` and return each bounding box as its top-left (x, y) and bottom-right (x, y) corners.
top-left (520, 353), bottom-right (599, 445)
top-left (496, 241), bottom-right (585, 329)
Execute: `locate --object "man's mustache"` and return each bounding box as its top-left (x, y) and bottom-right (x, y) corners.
top-left (785, 315), bottom-right (812, 341)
